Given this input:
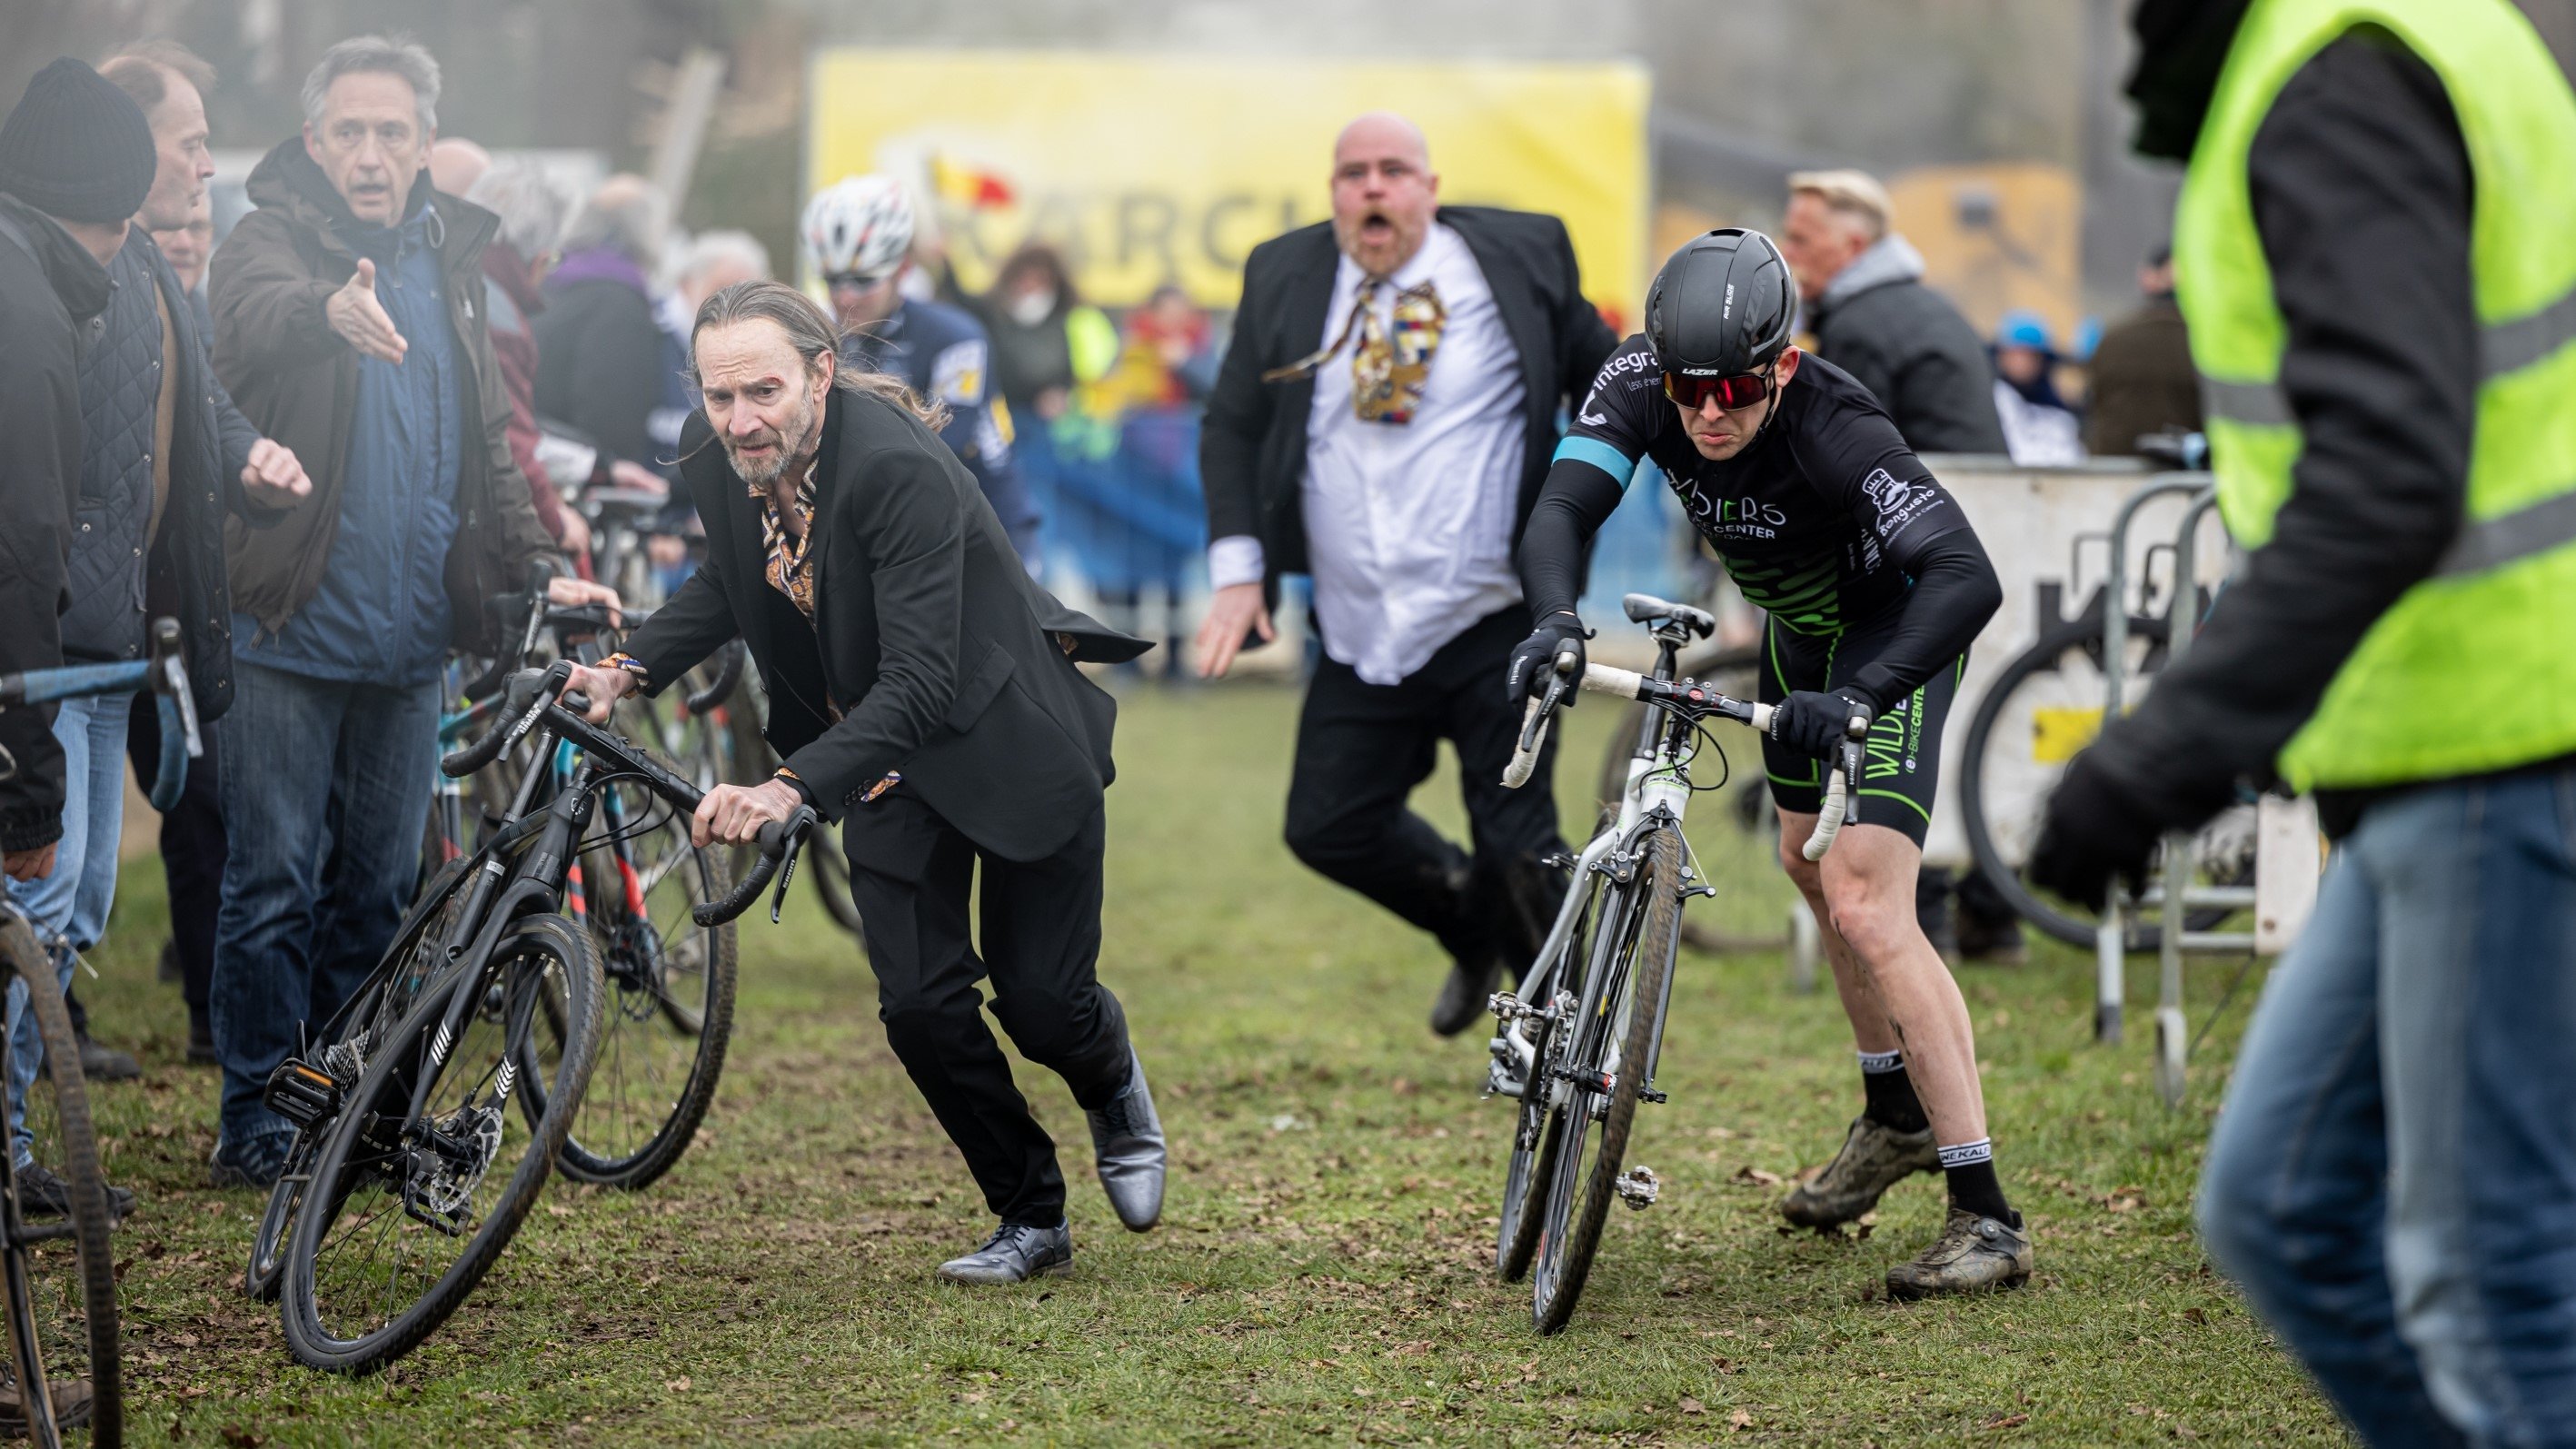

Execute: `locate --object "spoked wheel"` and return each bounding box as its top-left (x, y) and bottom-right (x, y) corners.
top-left (1531, 826), bottom-right (1682, 1335)
top-left (1497, 874), bottom-right (1609, 1281)
top-left (280, 915), bottom-right (602, 1375)
top-left (0, 917), bottom-right (118, 1447)
top-left (247, 858), bottom-right (475, 1303)
top-left (1960, 612), bottom-right (2250, 948)
top-left (530, 774), bottom-right (738, 1189)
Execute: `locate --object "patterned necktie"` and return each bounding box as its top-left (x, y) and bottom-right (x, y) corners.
top-left (1262, 277), bottom-right (1447, 425)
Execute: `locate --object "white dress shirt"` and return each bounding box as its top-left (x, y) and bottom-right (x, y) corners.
top-left (1208, 223), bottom-right (1527, 685)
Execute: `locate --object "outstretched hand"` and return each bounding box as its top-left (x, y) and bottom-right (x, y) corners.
top-left (326, 258), bottom-right (407, 363)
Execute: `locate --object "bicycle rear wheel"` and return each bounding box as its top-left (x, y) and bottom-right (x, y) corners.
top-left (279, 914), bottom-right (602, 1374)
top-left (532, 775), bottom-right (738, 1189)
top-left (1531, 825), bottom-right (1681, 1335)
top-left (247, 857), bottom-right (476, 1303)
top-left (0, 917), bottom-right (118, 1446)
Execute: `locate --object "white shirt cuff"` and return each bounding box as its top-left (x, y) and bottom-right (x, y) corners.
top-left (1208, 535), bottom-right (1267, 591)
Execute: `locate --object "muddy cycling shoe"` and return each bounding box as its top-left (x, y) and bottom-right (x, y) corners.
top-left (1780, 1116), bottom-right (1940, 1227)
top-left (15, 1162), bottom-right (135, 1224)
top-left (0, 1375), bottom-right (92, 1434)
top-left (1086, 1047), bottom-right (1166, 1232)
top-left (1885, 1208), bottom-right (2034, 1299)
top-left (937, 1221), bottom-right (1073, 1285)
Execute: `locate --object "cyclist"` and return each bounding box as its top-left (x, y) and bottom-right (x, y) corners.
top-left (1510, 228), bottom-right (2025, 1297)
top-left (800, 174), bottom-right (1043, 571)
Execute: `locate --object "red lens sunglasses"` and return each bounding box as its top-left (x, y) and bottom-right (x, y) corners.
top-left (1663, 368), bottom-right (1775, 412)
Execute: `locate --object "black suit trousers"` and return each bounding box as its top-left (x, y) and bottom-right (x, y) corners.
top-left (843, 792), bottom-right (1131, 1227)
top-left (1284, 606), bottom-right (1568, 973)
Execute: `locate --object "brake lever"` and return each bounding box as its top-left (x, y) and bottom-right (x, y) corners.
top-left (767, 814), bottom-right (813, 924)
top-left (1519, 648), bottom-right (1580, 753)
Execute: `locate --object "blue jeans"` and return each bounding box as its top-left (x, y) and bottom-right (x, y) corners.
top-left (210, 663), bottom-right (437, 1154)
top-left (2200, 766), bottom-right (2576, 1448)
top-left (3, 695), bottom-right (129, 1165)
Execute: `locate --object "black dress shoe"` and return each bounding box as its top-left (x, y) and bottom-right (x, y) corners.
top-left (1430, 948), bottom-right (1503, 1037)
top-left (937, 1221), bottom-right (1073, 1285)
top-left (75, 1032), bottom-right (140, 1082)
top-left (1085, 1047), bottom-right (1165, 1231)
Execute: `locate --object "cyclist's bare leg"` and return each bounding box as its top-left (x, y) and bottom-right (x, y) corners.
top-left (1775, 813), bottom-right (1986, 1143)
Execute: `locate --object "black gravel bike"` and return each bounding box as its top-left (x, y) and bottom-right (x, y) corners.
top-left (258, 663), bottom-right (814, 1374)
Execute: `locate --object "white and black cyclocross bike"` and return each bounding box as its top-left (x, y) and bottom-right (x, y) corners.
top-left (1488, 592), bottom-right (1865, 1335)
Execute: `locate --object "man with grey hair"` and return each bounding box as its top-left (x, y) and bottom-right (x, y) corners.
top-left (535, 174), bottom-right (681, 481)
top-left (205, 33), bottom-right (617, 1187)
top-left (466, 157), bottom-right (586, 554)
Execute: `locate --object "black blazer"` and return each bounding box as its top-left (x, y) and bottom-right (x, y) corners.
top-left (623, 390), bottom-right (1149, 864)
top-left (1199, 204), bottom-right (1620, 591)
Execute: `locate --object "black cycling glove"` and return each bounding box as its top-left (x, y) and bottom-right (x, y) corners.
top-left (2026, 749), bottom-right (2170, 911)
top-left (1506, 612), bottom-right (1590, 704)
top-left (1769, 688), bottom-right (1877, 762)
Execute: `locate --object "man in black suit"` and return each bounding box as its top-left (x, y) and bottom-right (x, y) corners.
top-left (1195, 112), bottom-right (1619, 1036)
top-left (562, 280), bottom-right (1166, 1285)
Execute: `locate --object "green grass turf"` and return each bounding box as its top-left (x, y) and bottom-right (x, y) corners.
top-left (76, 680), bottom-right (2340, 1445)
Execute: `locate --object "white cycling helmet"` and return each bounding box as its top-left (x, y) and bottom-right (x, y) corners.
top-left (801, 174), bottom-right (915, 284)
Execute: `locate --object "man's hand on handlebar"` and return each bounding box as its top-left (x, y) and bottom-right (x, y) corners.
top-left (695, 778), bottom-right (803, 849)
top-left (1506, 612), bottom-right (1590, 703)
top-left (1770, 688), bottom-right (1876, 761)
top-left (557, 662), bottom-right (638, 723)
top-left (546, 574), bottom-right (623, 627)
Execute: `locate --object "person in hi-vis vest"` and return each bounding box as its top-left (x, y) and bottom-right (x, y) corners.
top-left (2034, 2), bottom-right (2576, 1443)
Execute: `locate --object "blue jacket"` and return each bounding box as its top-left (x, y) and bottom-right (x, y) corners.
top-left (840, 297), bottom-right (1042, 568)
top-left (236, 194), bottom-right (461, 687)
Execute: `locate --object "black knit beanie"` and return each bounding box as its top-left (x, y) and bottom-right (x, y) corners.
top-left (0, 58), bottom-right (158, 223)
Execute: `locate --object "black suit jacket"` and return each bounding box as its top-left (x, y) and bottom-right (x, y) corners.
top-left (623, 390), bottom-right (1148, 864)
top-left (1199, 205), bottom-right (1620, 592)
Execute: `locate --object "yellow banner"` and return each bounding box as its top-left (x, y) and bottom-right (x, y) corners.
top-left (806, 51), bottom-right (1651, 322)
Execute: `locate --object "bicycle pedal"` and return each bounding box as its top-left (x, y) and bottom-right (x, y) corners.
top-left (1615, 1165), bottom-right (1661, 1210)
top-left (1637, 1087), bottom-right (1667, 1105)
top-left (263, 1058), bottom-right (341, 1132)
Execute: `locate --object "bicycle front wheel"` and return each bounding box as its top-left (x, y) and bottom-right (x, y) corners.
top-left (0, 917), bottom-right (118, 1446)
top-left (534, 774), bottom-right (738, 1189)
top-left (280, 914), bottom-right (602, 1374)
top-left (1497, 865), bottom-right (1615, 1282)
top-left (1531, 825), bottom-right (1682, 1335)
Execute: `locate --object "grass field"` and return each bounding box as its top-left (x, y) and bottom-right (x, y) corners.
top-left (76, 681), bottom-right (2341, 1445)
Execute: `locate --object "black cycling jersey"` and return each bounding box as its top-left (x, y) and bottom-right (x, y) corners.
top-left (1520, 338), bottom-right (2000, 711)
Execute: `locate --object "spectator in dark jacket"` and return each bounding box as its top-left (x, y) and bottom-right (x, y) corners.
top-left (0, 63), bottom-right (123, 881)
top-left (204, 35), bottom-right (615, 1188)
top-left (92, 42), bottom-right (313, 1077)
top-left (1782, 170), bottom-right (2009, 456)
top-left (2084, 244), bottom-right (2202, 457)
top-left (533, 174), bottom-right (677, 479)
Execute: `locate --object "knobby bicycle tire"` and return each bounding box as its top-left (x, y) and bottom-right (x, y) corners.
top-left (246, 856), bottom-right (476, 1303)
top-left (1497, 881), bottom-right (1596, 1283)
top-left (279, 914), bottom-right (602, 1374)
top-left (0, 918), bottom-right (119, 1447)
top-left (535, 829), bottom-right (739, 1190)
top-left (1532, 825), bottom-right (1681, 1335)
top-left (1958, 615), bottom-right (2233, 949)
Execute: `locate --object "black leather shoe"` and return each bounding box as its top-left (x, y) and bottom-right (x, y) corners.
top-left (937, 1221), bottom-right (1073, 1285)
top-left (1086, 1047), bottom-right (1165, 1231)
top-left (76, 1031), bottom-right (140, 1082)
top-left (15, 1162), bottom-right (135, 1223)
top-left (1430, 948), bottom-right (1502, 1037)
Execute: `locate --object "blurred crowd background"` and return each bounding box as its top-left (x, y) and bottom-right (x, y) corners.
top-left (15, 0), bottom-right (2576, 668)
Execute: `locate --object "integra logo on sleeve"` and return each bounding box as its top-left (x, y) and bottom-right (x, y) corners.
top-left (1860, 467), bottom-right (1939, 541)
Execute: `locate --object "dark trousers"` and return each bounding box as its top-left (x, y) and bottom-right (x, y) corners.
top-left (843, 793), bottom-right (1132, 1227)
top-left (1284, 606), bottom-right (1567, 974)
top-left (127, 691), bottom-right (224, 1024)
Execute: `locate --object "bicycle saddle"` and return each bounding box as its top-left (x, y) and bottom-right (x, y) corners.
top-left (1620, 593), bottom-right (1717, 639)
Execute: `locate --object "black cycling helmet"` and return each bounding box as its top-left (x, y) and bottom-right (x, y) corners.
top-left (1645, 228), bottom-right (1797, 378)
